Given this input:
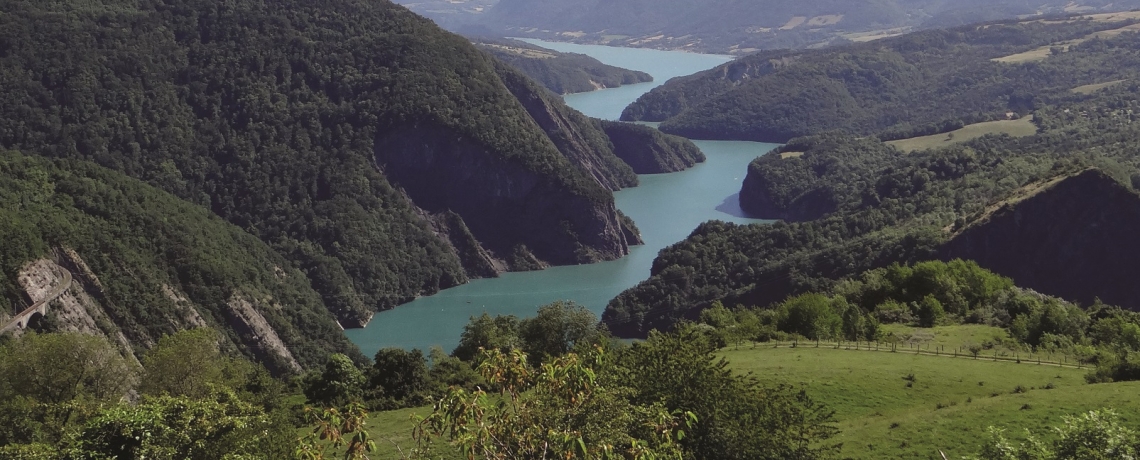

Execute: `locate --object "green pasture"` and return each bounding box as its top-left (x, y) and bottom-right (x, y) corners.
top-left (885, 117), bottom-right (1037, 153)
top-left (363, 327), bottom-right (1133, 459)
top-left (722, 345), bottom-right (1138, 459)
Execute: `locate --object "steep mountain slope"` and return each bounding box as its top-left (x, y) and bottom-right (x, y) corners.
top-left (0, 0), bottom-right (638, 327)
top-left (473, 37), bottom-right (652, 94)
top-left (492, 62), bottom-right (639, 192)
top-left (623, 15), bottom-right (1140, 142)
top-left (0, 151), bottom-right (361, 373)
top-left (466, 0), bottom-right (1140, 53)
top-left (942, 169), bottom-right (1140, 312)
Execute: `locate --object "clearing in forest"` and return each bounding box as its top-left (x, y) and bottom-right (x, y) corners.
top-left (842, 27), bottom-right (912, 42)
top-left (1071, 79), bottom-right (1128, 94)
top-left (886, 116), bottom-right (1037, 153)
top-left (806, 15), bottom-right (843, 27)
top-left (780, 16), bottom-right (807, 30)
top-left (993, 20), bottom-right (1140, 63)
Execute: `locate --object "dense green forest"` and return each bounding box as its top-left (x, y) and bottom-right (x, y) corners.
top-left (0, 151), bottom-right (361, 372)
top-left (599, 121), bottom-right (706, 174)
top-left (472, 37), bottom-right (652, 94)
top-left (452, 0), bottom-right (1140, 53)
top-left (604, 77), bottom-right (1140, 338)
top-left (623, 15), bottom-right (1140, 142)
top-left (0, 0), bottom-right (648, 328)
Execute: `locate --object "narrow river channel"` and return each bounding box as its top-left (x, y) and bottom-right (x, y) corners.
top-left (346, 41), bottom-right (778, 355)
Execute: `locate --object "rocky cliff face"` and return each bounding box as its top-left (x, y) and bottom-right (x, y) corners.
top-left (494, 62), bottom-right (639, 191)
top-left (599, 121), bottom-right (705, 174)
top-left (16, 256), bottom-right (135, 358)
top-left (12, 251), bottom-right (313, 376)
top-left (375, 119), bottom-right (634, 268)
top-left (941, 169), bottom-right (1140, 310)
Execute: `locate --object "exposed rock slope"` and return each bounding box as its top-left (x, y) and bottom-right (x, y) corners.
top-left (942, 169), bottom-right (1140, 311)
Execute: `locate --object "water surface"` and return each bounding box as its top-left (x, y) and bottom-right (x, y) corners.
top-left (346, 43), bottom-right (772, 356)
top-left (519, 39), bottom-right (734, 120)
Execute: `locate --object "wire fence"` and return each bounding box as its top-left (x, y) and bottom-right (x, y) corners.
top-left (728, 339), bottom-right (1089, 369)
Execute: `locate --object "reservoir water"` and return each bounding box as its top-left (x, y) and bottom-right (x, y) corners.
top-left (346, 41), bottom-right (777, 356)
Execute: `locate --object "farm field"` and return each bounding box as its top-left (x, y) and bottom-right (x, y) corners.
top-left (885, 117), bottom-right (1037, 152)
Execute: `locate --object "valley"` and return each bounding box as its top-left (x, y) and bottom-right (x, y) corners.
top-left (346, 42), bottom-right (769, 355)
top-left (6, 0), bottom-right (1140, 457)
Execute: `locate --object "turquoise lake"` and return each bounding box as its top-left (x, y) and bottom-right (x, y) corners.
top-left (345, 41), bottom-right (777, 356)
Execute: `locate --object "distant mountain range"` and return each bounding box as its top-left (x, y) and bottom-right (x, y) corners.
top-left (398, 0), bottom-right (1140, 53)
top-left (623, 13), bottom-right (1140, 142)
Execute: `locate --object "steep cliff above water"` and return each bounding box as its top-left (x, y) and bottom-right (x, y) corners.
top-left (942, 169), bottom-right (1140, 311)
top-left (375, 118), bottom-right (633, 268)
top-left (494, 62), bottom-right (639, 191)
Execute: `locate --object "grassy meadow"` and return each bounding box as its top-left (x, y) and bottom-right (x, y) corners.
top-left (362, 326), bottom-right (1135, 459)
top-left (1071, 79), bottom-right (1128, 94)
top-left (717, 324), bottom-right (1126, 458)
top-left (885, 117), bottom-right (1037, 153)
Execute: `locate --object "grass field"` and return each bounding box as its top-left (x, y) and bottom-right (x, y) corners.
top-left (722, 346), bottom-right (1140, 459)
top-left (363, 325), bottom-right (1132, 459)
top-left (841, 27), bottom-right (911, 42)
top-left (886, 117), bottom-right (1037, 152)
top-left (1072, 79), bottom-right (1128, 94)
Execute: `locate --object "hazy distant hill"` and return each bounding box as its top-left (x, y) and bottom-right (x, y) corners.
top-left (472, 37), bottom-right (652, 94)
top-left (399, 0), bottom-right (1140, 53)
top-left (624, 14), bottom-right (1140, 142)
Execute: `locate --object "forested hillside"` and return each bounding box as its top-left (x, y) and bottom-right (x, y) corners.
top-left (0, 0), bottom-right (649, 329)
top-left (0, 151), bottom-right (361, 372)
top-left (604, 75), bottom-right (1140, 337)
top-left (457, 0), bottom-right (1140, 53)
top-left (623, 13), bottom-right (1140, 142)
top-left (472, 37), bottom-right (652, 94)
